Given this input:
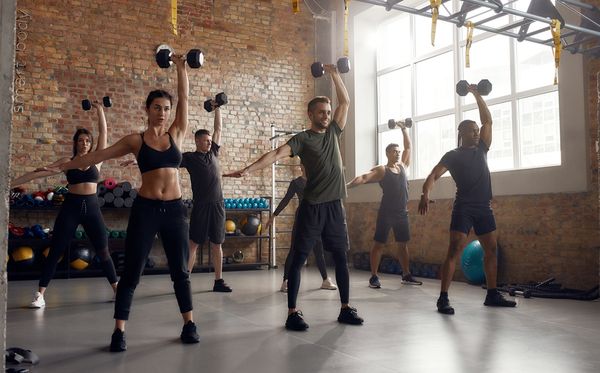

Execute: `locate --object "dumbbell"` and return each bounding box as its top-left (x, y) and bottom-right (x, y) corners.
top-left (311, 57), bottom-right (351, 78)
top-left (204, 92), bottom-right (228, 112)
top-left (388, 118), bottom-right (413, 129)
top-left (82, 96), bottom-right (112, 111)
top-left (456, 79), bottom-right (492, 96)
top-left (156, 47), bottom-right (204, 69)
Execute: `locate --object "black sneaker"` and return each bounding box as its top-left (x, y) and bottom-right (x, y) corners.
top-left (401, 274), bottom-right (423, 285)
top-left (369, 275), bottom-right (381, 289)
top-left (484, 291), bottom-right (517, 307)
top-left (109, 329), bottom-right (126, 352)
top-left (338, 307), bottom-right (364, 325)
top-left (437, 297), bottom-right (455, 315)
top-left (285, 311), bottom-right (309, 331)
top-left (180, 321), bottom-right (200, 344)
top-left (213, 279), bottom-right (233, 292)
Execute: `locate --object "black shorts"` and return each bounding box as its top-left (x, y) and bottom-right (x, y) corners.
top-left (373, 210), bottom-right (410, 243)
top-left (450, 203), bottom-right (496, 236)
top-left (293, 199), bottom-right (349, 255)
top-left (189, 201), bottom-right (225, 244)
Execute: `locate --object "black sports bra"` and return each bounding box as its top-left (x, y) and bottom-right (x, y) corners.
top-left (65, 164), bottom-right (100, 185)
top-left (136, 132), bottom-right (182, 174)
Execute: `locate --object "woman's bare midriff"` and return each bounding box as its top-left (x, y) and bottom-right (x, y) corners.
top-left (68, 183), bottom-right (98, 195)
top-left (137, 168), bottom-right (182, 200)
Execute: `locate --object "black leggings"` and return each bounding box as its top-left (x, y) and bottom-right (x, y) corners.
top-left (114, 196), bottom-right (192, 321)
top-left (288, 249), bottom-right (349, 309)
top-left (40, 193), bottom-right (117, 288)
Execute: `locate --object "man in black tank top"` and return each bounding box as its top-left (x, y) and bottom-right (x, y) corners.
top-left (180, 105), bottom-right (232, 292)
top-left (419, 85), bottom-right (516, 315)
top-left (348, 127), bottom-right (422, 288)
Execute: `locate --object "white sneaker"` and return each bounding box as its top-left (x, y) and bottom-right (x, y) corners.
top-left (280, 279), bottom-right (288, 293)
top-left (320, 277), bottom-right (337, 290)
top-left (29, 291), bottom-right (45, 308)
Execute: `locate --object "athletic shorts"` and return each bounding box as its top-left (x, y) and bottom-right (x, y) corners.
top-left (189, 201), bottom-right (225, 244)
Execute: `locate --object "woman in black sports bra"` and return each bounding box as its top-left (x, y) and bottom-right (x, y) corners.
top-left (51, 54), bottom-right (198, 351)
top-left (11, 102), bottom-right (118, 309)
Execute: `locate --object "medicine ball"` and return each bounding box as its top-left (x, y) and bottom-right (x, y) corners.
top-left (11, 246), bottom-right (35, 268)
top-left (70, 245), bottom-right (92, 270)
top-left (225, 219), bottom-right (236, 234)
top-left (239, 214), bottom-right (261, 236)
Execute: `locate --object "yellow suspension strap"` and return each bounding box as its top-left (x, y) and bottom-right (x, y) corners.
top-left (293, 0), bottom-right (300, 13)
top-left (465, 21), bottom-right (474, 68)
top-left (430, 0), bottom-right (442, 46)
top-left (550, 19), bottom-right (562, 85)
top-left (171, 0), bottom-right (178, 36)
top-left (344, 0), bottom-right (351, 57)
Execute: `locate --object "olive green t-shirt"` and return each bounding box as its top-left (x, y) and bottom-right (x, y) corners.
top-left (286, 120), bottom-right (346, 204)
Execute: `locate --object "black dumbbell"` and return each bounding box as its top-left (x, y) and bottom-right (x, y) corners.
top-left (311, 57), bottom-right (351, 78)
top-left (456, 79), bottom-right (492, 96)
top-left (156, 48), bottom-right (204, 69)
top-left (388, 118), bottom-right (413, 129)
top-left (82, 96), bottom-right (112, 111)
top-left (204, 92), bottom-right (228, 112)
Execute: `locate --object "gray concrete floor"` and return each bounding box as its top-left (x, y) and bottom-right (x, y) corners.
top-left (6, 268), bottom-right (600, 373)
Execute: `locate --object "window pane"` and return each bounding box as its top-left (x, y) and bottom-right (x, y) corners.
top-left (464, 102), bottom-right (514, 171)
top-left (415, 115), bottom-right (456, 179)
top-left (518, 92), bottom-right (561, 167)
top-left (377, 16), bottom-right (411, 70)
top-left (516, 41), bottom-right (555, 91)
top-left (379, 130), bottom-right (412, 178)
top-left (414, 13), bottom-right (453, 56)
top-left (378, 68), bottom-right (412, 125)
top-left (415, 52), bottom-right (454, 115)
top-left (461, 35), bottom-right (511, 103)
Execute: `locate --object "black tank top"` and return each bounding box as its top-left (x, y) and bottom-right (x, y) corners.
top-left (378, 166), bottom-right (408, 214)
top-left (65, 164), bottom-right (100, 185)
top-left (136, 132), bottom-right (182, 174)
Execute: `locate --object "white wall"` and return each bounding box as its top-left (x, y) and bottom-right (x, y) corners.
top-left (344, 3), bottom-right (589, 203)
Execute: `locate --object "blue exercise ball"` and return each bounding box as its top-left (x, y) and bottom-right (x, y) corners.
top-left (461, 240), bottom-right (485, 284)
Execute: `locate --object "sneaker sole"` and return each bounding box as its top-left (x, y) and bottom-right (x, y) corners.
top-left (338, 319), bottom-right (364, 325)
top-left (28, 304), bottom-right (44, 309)
top-left (437, 308), bottom-right (455, 315)
top-left (320, 286), bottom-right (337, 290)
top-left (368, 285), bottom-right (381, 289)
top-left (285, 324), bottom-right (309, 331)
top-left (401, 281), bottom-right (423, 285)
top-left (484, 302), bottom-right (517, 307)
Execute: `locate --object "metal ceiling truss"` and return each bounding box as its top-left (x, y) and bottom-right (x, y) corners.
top-left (354, 0), bottom-right (600, 56)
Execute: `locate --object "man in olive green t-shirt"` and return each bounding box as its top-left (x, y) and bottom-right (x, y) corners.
top-left (224, 64), bottom-right (363, 331)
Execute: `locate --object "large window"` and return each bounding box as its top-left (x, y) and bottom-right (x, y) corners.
top-left (376, 1), bottom-right (560, 178)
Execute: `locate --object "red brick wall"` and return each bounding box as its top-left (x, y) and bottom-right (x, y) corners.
top-left (9, 0), bottom-right (315, 266)
top-left (347, 55), bottom-right (600, 289)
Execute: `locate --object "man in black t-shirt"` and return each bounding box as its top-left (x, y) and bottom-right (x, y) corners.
top-left (224, 64), bottom-right (363, 331)
top-left (419, 84), bottom-right (515, 314)
top-left (181, 105), bottom-right (232, 293)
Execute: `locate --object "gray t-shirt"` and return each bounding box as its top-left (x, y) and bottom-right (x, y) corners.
top-left (180, 142), bottom-right (223, 204)
top-left (286, 120), bottom-right (346, 204)
top-left (439, 141), bottom-right (492, 205)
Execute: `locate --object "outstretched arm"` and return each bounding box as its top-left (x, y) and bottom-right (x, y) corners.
top-left (11, 157), bottom-right (71, 188)
top-left (418, 163), bottom-right (448, 215)
top-left (328, 65), bottom-right (350, 130)
top-left (347, 166), bottom-right (385, 188)
top-left (223, 144), bottom-right (292, 178)
top-left (470, 85), bottom-right (492, 148)
top-left (53, 135), bottom-right (136, 172)
top-left (212, 106), bottom-right (222, 145)
top-left (168, 54), bottom-right (189, 147)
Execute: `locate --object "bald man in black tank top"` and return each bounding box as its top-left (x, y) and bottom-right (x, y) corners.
top-left (348, 125), bottom-right (421, 288)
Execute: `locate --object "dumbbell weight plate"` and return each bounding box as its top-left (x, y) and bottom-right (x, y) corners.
top-left (204, 99), bottom-right (214, 112)
top-left (186, 49), bottom-right (204, 68)
top-left (215, 92), bottom-right (227, 106)
top-left (103, 96), bottom-right (112, 108)
top-left (311, 62), bottom-right (324, 78)
top-left (155, 44), bottom-right (174, 68)
top-left (82, 99), bottom-right (92, 111)
top-left (477, 79), bottom-right (492, 96)
top-left (456, 80), bottom-right (470, 96)
top-left (336, 57), bottom-right (351, 74)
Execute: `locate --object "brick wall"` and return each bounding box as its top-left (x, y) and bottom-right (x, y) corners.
top-left (9, 0), bottom-right (316, 266)
top-left (347, 55), bottom-right (600, 289)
